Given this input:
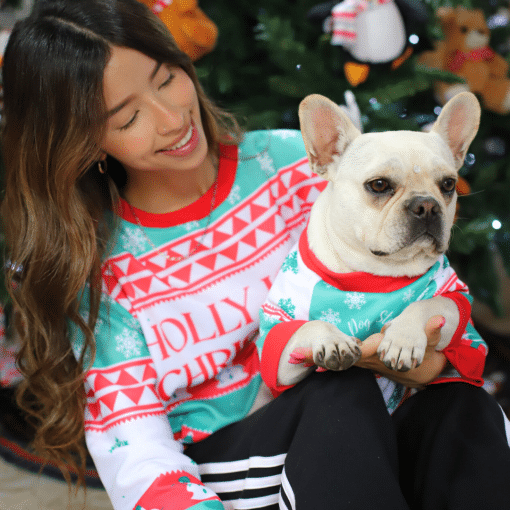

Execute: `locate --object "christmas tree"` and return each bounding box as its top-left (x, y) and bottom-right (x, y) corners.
top-left (197, 0), bottom-right (510, 318)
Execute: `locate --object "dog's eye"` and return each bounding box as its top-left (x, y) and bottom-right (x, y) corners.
top-left (440, 178), bottom-right (456, 194)
top-left (367, 179), bottom-right (391, 194)
top-left (460, 26), bottom-right (469, 34)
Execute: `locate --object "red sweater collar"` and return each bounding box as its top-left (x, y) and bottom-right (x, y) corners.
top-left (299, 227), bottom-right (421, 293)
top-left (117, 143), bottom-right (238, 228)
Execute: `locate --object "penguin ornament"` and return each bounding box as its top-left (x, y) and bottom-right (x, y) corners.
top-left (309, 0), bottom-right (428, 86)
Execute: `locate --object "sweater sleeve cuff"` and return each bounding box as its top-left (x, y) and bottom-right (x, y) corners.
top-left (134, 471), bottom-right (223, 510)
top-left (260, 320), bottom-right (307, 397)
top-left (433, 292), bottom-right (485, 387)
top-left (442, 291), bottom-right (471, 348)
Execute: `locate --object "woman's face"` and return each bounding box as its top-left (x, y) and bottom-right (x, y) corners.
top-left (101, 46), bottom-right (209, 178)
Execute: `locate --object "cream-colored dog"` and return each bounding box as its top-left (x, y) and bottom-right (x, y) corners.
top-left (276, 92), bottom-right (481, 386)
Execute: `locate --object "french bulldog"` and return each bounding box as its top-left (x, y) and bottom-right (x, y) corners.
top-left (274, 91), bottom-right (481, 386)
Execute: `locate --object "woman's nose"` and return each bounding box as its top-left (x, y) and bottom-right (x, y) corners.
top-left (152, 99), bottom-right (184, 136)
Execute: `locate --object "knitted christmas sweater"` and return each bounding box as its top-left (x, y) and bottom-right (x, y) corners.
top-left (69, 130), bottom-right (325, 510)
top-left (258, 228), bottom-right (487, 410)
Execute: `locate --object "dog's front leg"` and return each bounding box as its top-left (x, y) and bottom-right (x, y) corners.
top-left (377, 295), bottom-right (460, 371)
top-left (277, 320), bottom-right (362, 386)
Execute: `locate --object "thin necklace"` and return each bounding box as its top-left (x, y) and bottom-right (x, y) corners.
top-left (128, 176), bottom-right (219, 263)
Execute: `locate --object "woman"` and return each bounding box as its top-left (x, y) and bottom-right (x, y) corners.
top-left (2, 1), bottom-right (509, 509)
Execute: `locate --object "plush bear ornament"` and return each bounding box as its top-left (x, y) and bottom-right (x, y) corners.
top-left (138, 0), bottom-right (218, 61)
top-left (419, 6), bottom-right (510, 115)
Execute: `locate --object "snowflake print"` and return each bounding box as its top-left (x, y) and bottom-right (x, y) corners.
top-left (260, 313), bottom-right (280, 332)
top-left (115, 327), bottom-right (143, 359)
top-left (71, 335), bottom-right (93, 367)
top-left (344, 292), bottom-right (366, 310)
top-left (278, 297), bottom-right (296, 318)
top-left (120, 225), bottom-right (147, 255)
top-left (122, 315), bottom-right (143, 334)
top-left (94, 317), bottom-right (105, 335)
top-left (257, 152), bottom-right (276, 176)
top-left (275, 130), bottom-right (299, 140)
top-left (74, 312), bottom-right (102, 364)
top-left (402, 289), bottom-right (415, 303)
top-left (185, 220), bottom-right (200, 232)
top-left (227, 184), bottom-right (241, 204)
top-left (319, 308), bottom-right (342, 326)
top-left (281, 251), bottom-right (299, 274)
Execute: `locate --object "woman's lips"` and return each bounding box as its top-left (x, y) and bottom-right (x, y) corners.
top-left (158, 123), bottom-right (199, 157)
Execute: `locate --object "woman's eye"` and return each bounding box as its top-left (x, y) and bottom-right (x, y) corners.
top-left (158, 72), bottom-right (174, 90)
top-left (367, 179), bottom-right (391, 194)
top-left (119, 111), bottom-right (138, 130)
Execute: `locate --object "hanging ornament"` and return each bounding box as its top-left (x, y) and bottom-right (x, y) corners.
top-left (307, 0), bottom-right (428, 86)
top-left (137, 0), bottom-right (218, 61)
top-left (320, 0), bottom-right (421, 86)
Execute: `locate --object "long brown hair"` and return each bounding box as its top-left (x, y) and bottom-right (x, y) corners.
top-left (1, 0), bottom-right (242, 487)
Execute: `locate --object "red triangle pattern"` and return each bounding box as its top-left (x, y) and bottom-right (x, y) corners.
top-left (86, 360), bottom-right (161, 422)
top-left (250, 203), bottom-right (267, 221)
top-left (94, 373), bottom-right (114, 392)
top-left (219, 243), bottom-right (238, 262)
top-left (212, 230), bottom-right (232, 247)
top-left (104, 171), bottom-right (325, 307)
top-left (99, 391), bottom-right (118, 412)
top-left (116, 369), bottom-right (139, 387)
top-left (123, 283), bottom-right (136, 299)
top-left (170, 265), bottom-right (192, 284)
top-left (88, 401), bottom-right (101, 420)
top-left (121, 386), bottom-right (145, 405)
top-left (196, 253), bottom-right (218, 270)
top-left (103, 275), bottom-right (118, 295)
top-left (133, 276), bottom-right (155, 294)
top-left (241, 230), bottom-right (257, 248)
top-left (258, 216), bottom-right (276, 235)
top-left (142, 364), bottom-right (158, 382)
top-left (232, 215), bottom-right (250, 234)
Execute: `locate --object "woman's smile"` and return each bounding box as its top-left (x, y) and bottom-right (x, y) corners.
top-left (158, 122), bottom-right (199, 156)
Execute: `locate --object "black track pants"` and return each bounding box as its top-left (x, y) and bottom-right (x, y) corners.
top-left (186, 368), bottom-right (510, 510)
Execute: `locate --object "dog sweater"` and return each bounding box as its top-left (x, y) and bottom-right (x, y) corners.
top-left (258, 227), bottom-right (487, 409)
top-left (69, 130), bottom-right (326, 510)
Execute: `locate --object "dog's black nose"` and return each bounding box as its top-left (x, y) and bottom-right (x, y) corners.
top-left (407, 196), bottom-right (440, 219)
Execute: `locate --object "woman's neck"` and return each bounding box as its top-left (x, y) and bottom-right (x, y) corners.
top-left (123, 155), bottom-right (217, 214)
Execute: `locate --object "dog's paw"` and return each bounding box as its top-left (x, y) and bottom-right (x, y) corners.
top-left (376, 321), bottom-right (427, 371)
top-left (309, 321), bottom-right (362, 371)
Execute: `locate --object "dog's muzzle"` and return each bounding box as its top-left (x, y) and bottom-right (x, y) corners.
top-left (405, 195), bottom-right (444, 248)
top-left (370, 196), bottom-right (446, 257)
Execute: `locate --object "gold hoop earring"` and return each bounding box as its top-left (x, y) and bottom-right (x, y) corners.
top-left (98, 161), bottom-right (106, 174)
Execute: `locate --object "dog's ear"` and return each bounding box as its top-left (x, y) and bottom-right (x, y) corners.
top-left (430, 91), bottom-right (481, 170)
top-left (299, 94), bottom-right (361, 179)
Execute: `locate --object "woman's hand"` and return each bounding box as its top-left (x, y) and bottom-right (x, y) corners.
top-left (354, 315), bottom-right (448, 387)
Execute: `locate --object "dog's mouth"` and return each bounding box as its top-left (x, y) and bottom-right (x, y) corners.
top-left (371, 232), bottom-right (444, 258)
